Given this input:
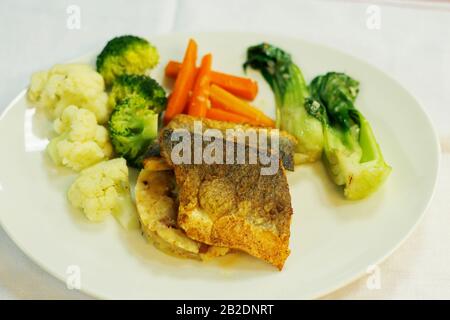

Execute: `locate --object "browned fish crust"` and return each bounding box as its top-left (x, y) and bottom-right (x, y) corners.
top-left (162, 114), bottom-right (297, 170)
top-left (171, 163), bottom-right (293, 270)
top-left (158, 115), bottom-right (294, 269)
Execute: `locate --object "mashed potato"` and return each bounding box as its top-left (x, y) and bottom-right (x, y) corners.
top-left (27, 63), bottom-right (110, 124)
top-left (47, 105), bottom-right (112, 171)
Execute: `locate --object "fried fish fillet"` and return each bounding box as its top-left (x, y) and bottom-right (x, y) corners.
top-left (135, 168), bottom-right (229, 260)
top-left (159, 115), bottom-right (293, 269)
top-left (161, 114), bottom-right (297, 171)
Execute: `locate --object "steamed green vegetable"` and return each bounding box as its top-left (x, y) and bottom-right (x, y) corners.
top-left (305, 72), bottom-right (391, 200)
top-left (244, 43), bottom-right (323, 163)
top-left (97, 35), bottom-right (159, 86)
top-left (109, 74), bottom-right (167, 113)
top-left (109, 96), bottom-right (159, 168)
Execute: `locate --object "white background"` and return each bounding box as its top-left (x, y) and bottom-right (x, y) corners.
top-left (0, 0), bottom-right (449, 299)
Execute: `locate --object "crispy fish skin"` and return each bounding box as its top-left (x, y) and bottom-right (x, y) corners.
top-left (158, 115), bottom-right (294, 269)
top-left (162, 114), bottom-right (297, 170)
top-left (159, 116), bottom-right (293, 269)
top-left (135, 168), bottom-right (229, 260)
top-left (173, 162), bottom-right (292, 270)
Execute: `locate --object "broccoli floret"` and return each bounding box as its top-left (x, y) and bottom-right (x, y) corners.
top-left (244, 43), bottom-right (324, 163)
top-left (96, 35), bottom-right (159, 86)
top-left (109, 74), bottom-right (167, 113)
top-left (109, 96), bottom-right (159, 168)
top-left (305, 72), bottom-right (391, 200)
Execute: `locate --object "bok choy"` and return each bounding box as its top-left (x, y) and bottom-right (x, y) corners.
top-left (244, 43), bottom-right (323, 163)
top-left (305, 72), bottom-right (391, 200)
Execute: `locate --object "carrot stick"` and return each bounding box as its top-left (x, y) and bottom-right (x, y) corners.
top-left (165, 60), bottom-right (258, 100)
top-left (187, 54), bottom-right (212, 118)
top-left (209, 84), bottom-right (275, 128)
top-left (206, 108), bottom-right (258, 125)
top-left (165, 61), bottom-right (183, 78)
top-left (164, 39), bottom-right (197, 124)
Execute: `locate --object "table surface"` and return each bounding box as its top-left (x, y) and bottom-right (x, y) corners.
top-left (0, 0), bottom-right (449, 300)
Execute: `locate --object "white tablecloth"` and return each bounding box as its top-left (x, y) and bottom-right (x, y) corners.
top-left (0, 0), bottom-right (449, 299)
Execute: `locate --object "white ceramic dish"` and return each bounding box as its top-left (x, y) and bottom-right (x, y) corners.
top-left (0, 32), bottom-right (440, 299)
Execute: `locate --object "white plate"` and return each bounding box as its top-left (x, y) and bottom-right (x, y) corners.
top-left (0, 32), bottom-right (440, 299)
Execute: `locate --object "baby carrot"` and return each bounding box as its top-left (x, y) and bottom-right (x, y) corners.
top-left (187, 54), bottom-right (212, 118)
top-left (206, 108), bottom-right (256, 125)
top-left (209, 84), bottom-right (275, 128)
top-left (164, 39), bottom-right (198, 124)
top-left (165, 60), bottom-right (258, 100)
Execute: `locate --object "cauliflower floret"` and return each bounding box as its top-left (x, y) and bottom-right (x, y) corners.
top-left (68, 158), bottom-right (136, 223)
top-left (47, 105), bottom-right (112, 171)
top-left (27, 63), bottom-right (110, 123)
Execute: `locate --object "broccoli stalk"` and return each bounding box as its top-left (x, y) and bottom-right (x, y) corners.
top-left (244, 43), bottom-right (323, 163)
top-left (109, 96), bottom-right (159, 168)
top-left (305, 72), bottom-right (391, 200)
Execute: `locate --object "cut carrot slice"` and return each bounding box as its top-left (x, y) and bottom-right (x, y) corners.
top-left (165, 60), bottom-right (258, 100)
